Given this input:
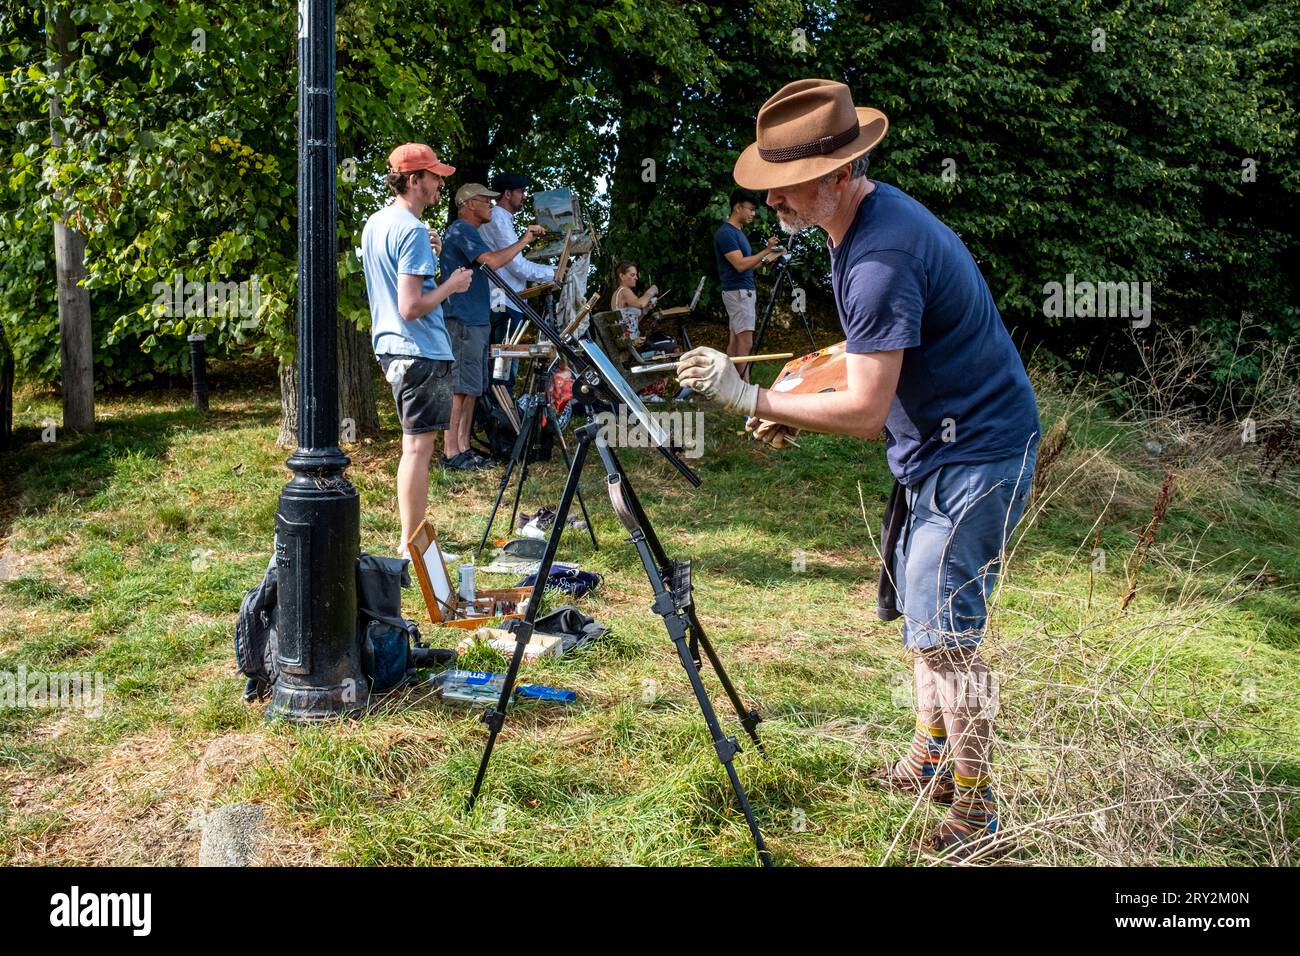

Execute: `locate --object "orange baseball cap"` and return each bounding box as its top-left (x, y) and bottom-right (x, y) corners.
top-left (387, 143), bottom-right (456, 176)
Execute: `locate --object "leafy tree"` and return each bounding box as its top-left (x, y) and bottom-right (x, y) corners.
top-left (2, 0), bottom-right (1295, 430)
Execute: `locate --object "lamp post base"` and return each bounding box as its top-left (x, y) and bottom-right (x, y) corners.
top-left (267, 677), bottom-right (365, 720)
top-left (267, 461), bottom-right (364, 721)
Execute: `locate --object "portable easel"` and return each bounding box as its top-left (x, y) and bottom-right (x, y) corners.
top-left (406, 519), bottom-right (532, 632)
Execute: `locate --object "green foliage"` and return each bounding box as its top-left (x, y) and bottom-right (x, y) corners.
top-left (600, 0), bottom-right (1299, 376)
top-left (0, 0), bottom-right (1295, 394)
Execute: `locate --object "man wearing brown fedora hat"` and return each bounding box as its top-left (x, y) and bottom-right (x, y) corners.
top-left (678, 78), bottom-right (1040, 860)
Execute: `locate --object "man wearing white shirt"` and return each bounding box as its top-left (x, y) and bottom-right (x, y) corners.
top-left (479, 172), bottom-right (555, 351)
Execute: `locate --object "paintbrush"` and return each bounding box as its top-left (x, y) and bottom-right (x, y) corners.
top-left (629, 352), bottom-right (793, 375)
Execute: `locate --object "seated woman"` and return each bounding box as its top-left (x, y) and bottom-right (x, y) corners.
top-left (608, 260), bottom-right (658, 341)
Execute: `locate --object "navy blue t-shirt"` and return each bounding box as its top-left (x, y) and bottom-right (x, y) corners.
top-left (440, 218), bottom-right (493, 326)
top-left (714, 223), bottom-right (755, 291)
top-left (830, 181), bottom-right (1039, 485)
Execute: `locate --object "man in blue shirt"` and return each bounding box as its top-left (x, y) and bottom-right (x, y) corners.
top-left (714, 188), bottom-right (782, 380)
top-left (679, 79), bottom-right (1040, 860)
top-left (361, 143), bottom-right (473, 553)
top-left (439, 183), bottom-right (545, 470)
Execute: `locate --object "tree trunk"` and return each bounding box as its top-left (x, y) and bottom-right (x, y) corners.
top-left (276, 316), bottom-right (379, 448)
top-left (606, 58), bottom-right (676, 252)
top-left (337, 316), bottom-right (378, 440)
top-left (0, 321), bottom-right (13, 450)
top-left (277, 360), bottom-right (297, 448)
top-left (47, 4), bottom-right (94, 434)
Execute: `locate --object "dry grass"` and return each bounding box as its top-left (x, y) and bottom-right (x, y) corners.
top-left (1, 331), bottom-right (1296, 866)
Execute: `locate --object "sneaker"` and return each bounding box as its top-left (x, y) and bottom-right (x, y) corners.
top-left (517, 508), bottom-right (556, 533)
top-left (922, 816), bottom-right (1009, 863)
top-left (441, 452), bottom-right (481, 472)
top-left (466, 451), bottom-right (497, 469)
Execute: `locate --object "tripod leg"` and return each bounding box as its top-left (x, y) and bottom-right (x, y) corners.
top-left (595, 439), bottom-right (772, 866)
top-left (549, 410), bottom-right (599, 551)
top-left (467, 428), bottom-right (593, 812)
top-left (686, 607), bottom-right (765, 755)
top-left (667, 613), bottom-right (772, 866)
top-left (507, 400), bottom-right (542, 534)
top-left (754, 265), bottom-right (779, 356)
top-left (476, 400), bottom-right (537, 557)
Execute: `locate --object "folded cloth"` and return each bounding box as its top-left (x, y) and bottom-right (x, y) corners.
top-left (534, 604), bottom-right (608, 653)
top-left (503, 537), bottom-right (547, 559)
top-left (480, 553), bottom-right (541, 575)
top-left (482, 553), bottom-right (579, 576)
top-left (515, 566), bottom-right (603, 599)
top-left (480, 539), bottom-right (578, 575)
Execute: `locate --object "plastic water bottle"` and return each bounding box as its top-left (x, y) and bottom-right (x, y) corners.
top-left (457, 563), bottom-right (476, 603)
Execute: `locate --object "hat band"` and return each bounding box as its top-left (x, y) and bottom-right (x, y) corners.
top-left (757, 120), bottom-right (861, 163)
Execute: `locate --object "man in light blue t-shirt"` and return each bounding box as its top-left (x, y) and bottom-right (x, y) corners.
top-left (679, 80), bottom-right (1040, 861)
top-left (361, 142), bottom-right (474, 552)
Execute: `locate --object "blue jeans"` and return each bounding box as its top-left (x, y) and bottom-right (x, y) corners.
top-left (892, 449), bottom-right (1036, 650)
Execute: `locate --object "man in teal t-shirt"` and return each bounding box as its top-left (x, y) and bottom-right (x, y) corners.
top-left (437, 182), bottom-right (545, 470)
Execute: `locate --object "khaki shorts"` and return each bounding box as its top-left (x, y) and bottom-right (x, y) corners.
top-left (722, 288), bottom-right (757, 334)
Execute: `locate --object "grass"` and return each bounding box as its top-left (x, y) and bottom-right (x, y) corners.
top-left (1, 337), bottom-right (1297, 866)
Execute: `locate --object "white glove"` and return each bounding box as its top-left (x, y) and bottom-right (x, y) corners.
top-left (676, 347), bottom-right (758, 416)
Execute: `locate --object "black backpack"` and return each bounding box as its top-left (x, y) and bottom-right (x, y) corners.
top-left (473, 384), bottom-right (520, 462)
top-left (356, 554), bottom-right (423, 693)
top-left (233, 556), bottom-right (279, 701)
top-left (234, 552), bottom-right (456, 702)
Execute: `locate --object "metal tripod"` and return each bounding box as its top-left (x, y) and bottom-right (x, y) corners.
top-left (465, 412), bottom-right (771, 866)
top-left (475, 360), bottom-right (598, 558)
top-left (752, 250), bottom-right (816, 356)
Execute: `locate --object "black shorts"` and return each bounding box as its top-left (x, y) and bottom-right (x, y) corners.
top-left (378, 355), bottom-right (452, 435)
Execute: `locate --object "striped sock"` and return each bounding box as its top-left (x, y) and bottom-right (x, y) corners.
top-left (901, 720), bottom-right (949, 778)
top-left (947, 773), bottom-right (997, 836)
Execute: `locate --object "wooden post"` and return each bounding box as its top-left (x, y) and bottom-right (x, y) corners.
top-left (47, 4), bottom-right (94, 434)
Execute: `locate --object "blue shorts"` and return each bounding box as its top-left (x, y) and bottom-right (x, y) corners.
top-left (891, 451), bottom-right (1035, 650)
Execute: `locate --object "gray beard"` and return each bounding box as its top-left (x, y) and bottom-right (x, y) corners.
top-left (774, 185), bottom-right (840, 234)
top-left (777, 213), bottom-right (815, 234)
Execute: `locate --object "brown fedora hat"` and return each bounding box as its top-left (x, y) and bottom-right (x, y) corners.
top-left (734, 79), bottom-right (888, 191)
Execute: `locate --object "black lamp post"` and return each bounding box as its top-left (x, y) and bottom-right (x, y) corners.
top-left (268, 0), bottom-right (365, 719)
